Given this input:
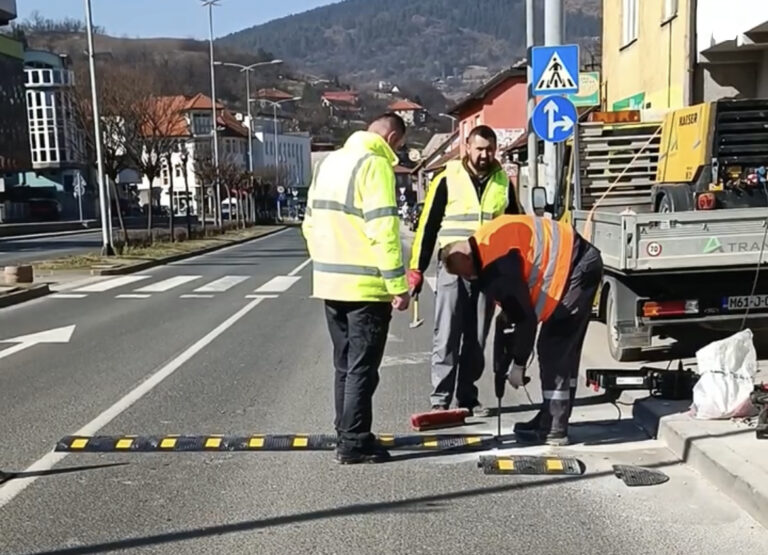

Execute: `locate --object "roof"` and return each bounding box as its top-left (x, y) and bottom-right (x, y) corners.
top-left (322, 91), bottom-right (359, 105)
top-left (255, 88), bottom-right (294, 101)
top-left (142, 93), bottom-right (248, 138)
top-left (448, 62), bottom-right (527, 116)
top-left (389, 99), bottom-right (423, 111)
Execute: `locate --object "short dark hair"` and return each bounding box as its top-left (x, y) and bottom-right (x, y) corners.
top-left (467, 125), bottom-right (497, 146)
top-left (370, 112), bottom-right (406, 138)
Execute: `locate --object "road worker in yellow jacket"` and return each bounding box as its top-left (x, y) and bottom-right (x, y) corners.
top-left (407, 125), bottom-right (522, 416)
top-left (302, 113), bottom-right (409, 465)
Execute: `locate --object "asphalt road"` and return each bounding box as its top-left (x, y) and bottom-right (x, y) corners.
top-left (1, 227), bottom-right (767, 554)
top-left (0, 230), bottom-right (105, 266)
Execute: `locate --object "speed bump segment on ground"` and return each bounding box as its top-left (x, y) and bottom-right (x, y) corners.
top-left (477, 455), bottom-right (585, 476)
top-left (55, 434), bottom-right (497, 453)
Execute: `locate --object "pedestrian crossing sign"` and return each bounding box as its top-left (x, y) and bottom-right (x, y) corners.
top-left (532, 44), bottom-right (580, 96)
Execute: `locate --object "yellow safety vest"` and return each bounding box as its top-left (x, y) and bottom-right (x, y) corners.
top-left (437, 160), bottom-right (510, 248)
top-left (301, 131), bottom-right (407, 302)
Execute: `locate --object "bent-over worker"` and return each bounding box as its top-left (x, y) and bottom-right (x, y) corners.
top-left (439, 215), bottom-right (603, 445)
top-left (407, 125), bottom-right (522, 416)
top-left (302, 113), bottom-right (410, 464)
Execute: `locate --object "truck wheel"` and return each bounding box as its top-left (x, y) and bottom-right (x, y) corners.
top-left (606, 289), bottom-right (642, 362)
top-left (657, 194), bottom-right (673, 213)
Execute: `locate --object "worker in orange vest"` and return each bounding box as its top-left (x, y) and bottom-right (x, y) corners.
top-left (438, 214), bottom-right (603, 445)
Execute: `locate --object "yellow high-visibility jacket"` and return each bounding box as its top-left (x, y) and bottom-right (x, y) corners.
top-left (301, 130), bottom-right (408, 302)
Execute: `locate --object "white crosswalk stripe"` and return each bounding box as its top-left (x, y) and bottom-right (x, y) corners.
top-left (74, 275), bottom-right (151, 293)
top-left (49, 293), bottom-right (88, 299)
top-left (116, 294), bottom-right (151, 299)
top-left (134, 275), bottom-right (201, 293)
top-left (194, 275), bottom-right (249, 293)
top-left (254, 276), bottom-right (301, 293)
top-left (180, 294), bottom-right (215, 299)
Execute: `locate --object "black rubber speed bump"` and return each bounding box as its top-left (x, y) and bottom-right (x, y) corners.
top-left (477, 455), bottom-right (585, 475)
top-left (612, 465), bottom-right (669, 487)
top-left (55, 433), bottom-right (497, 453)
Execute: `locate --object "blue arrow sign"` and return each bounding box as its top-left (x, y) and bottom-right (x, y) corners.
top-left (531, 95), bottom-right (577, 143)
top-left (532, 44), bottom-right (580, 96)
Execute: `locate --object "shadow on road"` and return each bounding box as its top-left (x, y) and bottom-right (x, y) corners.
top-left (0, 462), bottom-right (128, 485)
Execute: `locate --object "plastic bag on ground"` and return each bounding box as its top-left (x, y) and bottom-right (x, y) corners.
top-left (691, 328), bottom-right (757, 420)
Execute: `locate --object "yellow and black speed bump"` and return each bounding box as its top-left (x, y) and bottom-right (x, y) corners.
top-left (55, 433), bottom-right (497, 453)
top-left (477, 455), bottom-right (585, 476)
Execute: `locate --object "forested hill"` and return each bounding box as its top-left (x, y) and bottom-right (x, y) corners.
top-left (220, 0), bottom-right (601, 82)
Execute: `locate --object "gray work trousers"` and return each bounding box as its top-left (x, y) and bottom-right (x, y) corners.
top-left (431, 259), bottom-right (494, 408)
top-left (537, 243), bottom-right (603, 433)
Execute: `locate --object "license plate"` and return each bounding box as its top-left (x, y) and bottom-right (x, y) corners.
top-left (722, 295), bottom-right (768, 311)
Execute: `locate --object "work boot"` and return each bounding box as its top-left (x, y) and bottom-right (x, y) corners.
top-left (515, 428), bottom-right (570, 446)
top-left (335, 443), bottom-right (391, 465)
top-left (513, 410), bottom-right (545, 434)
top-left (431, 404), bottom-right (448, 411)
top-left (467, 403), bottom-right (491, 417)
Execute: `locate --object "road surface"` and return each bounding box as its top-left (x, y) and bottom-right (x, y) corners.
top-left (0, 230), bottom-right (104, 266)
top-left (1, 227), bottom-right (766, 554)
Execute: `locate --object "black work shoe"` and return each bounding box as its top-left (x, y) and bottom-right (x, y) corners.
top-left (335, 445), bottom-right (391, 465)
top-left (513, 412), bottom-right (544, 434)
top-left (431, 404), bottom-right (448, 411)
top-left (514, 428), bottom-right (570, 446)
top-left (468, 403), bottom-right (491, 417)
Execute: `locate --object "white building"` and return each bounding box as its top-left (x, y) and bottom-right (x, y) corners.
top-left (249, 115), bottom-right (311, 191)
top-left (23, 50), bottom-right (83, 176)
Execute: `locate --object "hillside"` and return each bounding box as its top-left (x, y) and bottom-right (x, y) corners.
top-left (220, 0), bottom-right (601, 84)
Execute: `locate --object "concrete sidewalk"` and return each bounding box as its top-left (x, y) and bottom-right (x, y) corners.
top-left (633, 396), bottom-right (768, 528)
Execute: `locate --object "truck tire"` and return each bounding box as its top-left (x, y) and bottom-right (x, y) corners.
top-left (657, 194), bottom-right (673, 213)
top-left (606, 288), bottom-right (642, 362)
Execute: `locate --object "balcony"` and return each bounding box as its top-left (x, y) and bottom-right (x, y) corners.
top-left (25, 68), bottom-right (74, 88)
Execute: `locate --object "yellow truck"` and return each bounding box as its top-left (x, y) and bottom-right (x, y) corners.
top-left (531, 99), bottom-right (768, 362)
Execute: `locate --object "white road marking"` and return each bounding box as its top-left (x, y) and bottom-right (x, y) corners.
top-left (49, 293), bottom-right (88, 299)
top-left (135, 275), bottom-right (201, 293)
top-left (254, 276), bottom-right (301, 293)
top-left (287, 258), bottom-right (311, 276)
top-left (180, 294), bottom-right (215, 299)
top-left (73, 275), bottom-right (150, 293)
top-left (381, 352), bottom-right (431, 367)
top-left (0, 297), bottom-right (266, 509)
top-left (193, 275), bottom-right (249, 293)
top-left (115, 294), bottom-right (151, 299)
top-left (245, 294), bottom-right (279, 299)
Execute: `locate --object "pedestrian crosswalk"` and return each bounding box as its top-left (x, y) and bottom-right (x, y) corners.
top-left (49, 273), bottom-right (305, 301)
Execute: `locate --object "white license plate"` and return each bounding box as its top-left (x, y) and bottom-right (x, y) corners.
top-left (723, 295), bottom-right (768, 311)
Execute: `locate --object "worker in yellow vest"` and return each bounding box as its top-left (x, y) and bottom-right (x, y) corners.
top-left (407, 125), bottom-right (523, 416)
top-left (302, 113), bottom-right (410, 465)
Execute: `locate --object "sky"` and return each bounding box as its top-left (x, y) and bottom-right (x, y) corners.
top-left (16, 0), bottom-right (338, 39)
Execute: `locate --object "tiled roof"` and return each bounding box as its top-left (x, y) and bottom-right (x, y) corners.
top-left (389, 99), bottom-right (423, 111)
top-left (255, 88), bottom-right (294, 100)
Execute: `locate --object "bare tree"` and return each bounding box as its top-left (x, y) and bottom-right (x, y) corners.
top-left (124, 94), bottom-right (187, 234)
top-left (192, 151), bottom-right (215, 234)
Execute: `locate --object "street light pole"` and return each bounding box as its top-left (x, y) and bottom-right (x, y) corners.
top-left (526, 0), bottom-right (539, 196)
top-left (83, 0), bottom-right (113, 255)
top-left (202, 0), bottom-right (221, 227)
top-left (544, 0), bottom-right (564, 197)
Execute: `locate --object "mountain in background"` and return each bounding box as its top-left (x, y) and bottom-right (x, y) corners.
top-left (220, 0), bottom-right (601, 85)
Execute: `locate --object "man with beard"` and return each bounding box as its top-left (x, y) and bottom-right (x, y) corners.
top-left (408, 125), bottom-right (523, 416)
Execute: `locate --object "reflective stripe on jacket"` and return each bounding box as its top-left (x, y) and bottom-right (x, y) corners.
top-left (436, 160), bottom-right (509, 248)
top-left (301, 130), bottom-right (407, 302)
top-left (472, 215), bottom-right (575, 322)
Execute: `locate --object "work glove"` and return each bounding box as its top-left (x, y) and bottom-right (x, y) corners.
top-left (407, 269), bottom-right (423, 295)
top-left (507, 362), bottom-right (527, 389)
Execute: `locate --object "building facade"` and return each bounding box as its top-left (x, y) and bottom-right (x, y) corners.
top-left (388, 99), bottom-right (427, 127)
top-left (251, 115), bottom-right (312, 191)
top-left (602, 0), bottom-right (768, 112)
top-left (447, 65), bottom-right (528, 158)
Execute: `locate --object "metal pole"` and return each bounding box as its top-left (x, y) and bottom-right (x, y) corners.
top-left (245, 70), bottom-right (254, 225)
top-left (526, 0), bottom-right (539, 209)
top-left (273, 103), bottom-right (280, 220)
top-left (544, 0), bottom-right (563, 200)
top-left (84, 0), bottom-right (113, 255)
top-left (207, 3), bottom-right (221, 227)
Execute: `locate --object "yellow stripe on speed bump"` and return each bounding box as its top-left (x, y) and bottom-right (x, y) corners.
top-left (292, 436), bottom-right (308, 448)
top-left (497, 459), bottom-right (515, 471)
top-left (205, 437), bottom-right (222, 449)
top-left (70, 438), bottom-right (88, 449)
top-left (160, 437), bottom-right (177, 449)
top-left (378, 435), bottom-right (394, 446)
top-left (546, 459), bottom-right (564, 471)
top-left (115, 438), bottom-right (134, 449)
top-left (249, 437), bottom-right (265, 448)
top-left (466, 436), bottom-right (481, 445)
top-left (423, 438), bottom-right (438, 448)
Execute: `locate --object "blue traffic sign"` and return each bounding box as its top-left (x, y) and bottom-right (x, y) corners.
top-left (531, 95), bottom-right (577, 143)
top-left (532, 44), bottom-right (580, 96)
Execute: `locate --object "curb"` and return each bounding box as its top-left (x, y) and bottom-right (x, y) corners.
top-left (92, 226), bottom-right (287, 276)
top-left (0, 283), bottom-right (51, 309)
top-left (633, 397), bottom-right (768, 529)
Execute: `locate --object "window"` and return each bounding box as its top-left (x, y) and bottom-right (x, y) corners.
top-left (663, 0), bottom-right (678, 22)
top-left (622, 0), bottom-right (638, 46)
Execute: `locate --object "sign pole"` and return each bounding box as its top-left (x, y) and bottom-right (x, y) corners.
top-left (526, 0), bottom-right (538, 206)
top-left (544, 0), bottom-right (563, 202)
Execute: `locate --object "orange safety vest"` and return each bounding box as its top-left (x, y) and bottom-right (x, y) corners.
top-left (473, 215), bottom-right (575, 322)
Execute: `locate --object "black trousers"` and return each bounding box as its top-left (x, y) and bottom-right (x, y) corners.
top-left (324, 300), bottom-right (392, 451)
top-left (537, 242), bottom-right (604, 433)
